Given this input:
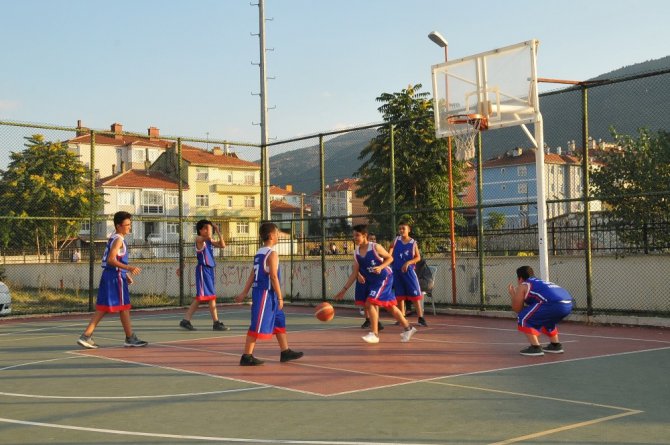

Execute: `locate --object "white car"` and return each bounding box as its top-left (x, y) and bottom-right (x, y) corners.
top-left (0, 282), bottom-right (11, 315)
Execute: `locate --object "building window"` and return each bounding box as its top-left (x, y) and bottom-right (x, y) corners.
top-left (227, 172), bottom-right (233, 183)
top-left (166, 193), bottom-right (178, 207)
top-left (244, 172), bottom-right (255, 184)
top-left (196, 195), bottom-right (209, 207)
top-left (132, 149), bottom-right (145, 162)
top-left (80, 220), bottom-right (91, 233)
top-left (196, 167), bottom-right (209, 181)
top-left (227, 196), bottom-right (233, 208)
top-left (517, 166), bottom-right (527, 177)
top-left (148, 149), bottom-right (160, 163)
top-left (518, 183), bottom-right (528, 195)
top-left (142, 190), bottom-right (164, 214)
top-left (118, 190), bottom-right (134, 206)
top-left (167, 222), bottom-right (179, 234)
top-left (237, 222), bottom-right (249, 234)
top-left (244, 196), bottom-right (255, 208)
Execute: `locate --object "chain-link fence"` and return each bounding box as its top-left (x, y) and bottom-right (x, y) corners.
top-left (0, 68), bottom-right (668, 319)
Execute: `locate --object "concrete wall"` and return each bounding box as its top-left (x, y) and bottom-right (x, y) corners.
top-left (3, 255), bottom-right (669, 314)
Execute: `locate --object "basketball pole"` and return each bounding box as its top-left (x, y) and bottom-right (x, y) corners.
top-left (429, 31), bottom-right (458, 305)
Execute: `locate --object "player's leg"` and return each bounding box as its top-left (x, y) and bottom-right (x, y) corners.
top-left (180, 299), bottom-right (200, 330)
top-left (209, 300), bottom-right (229, 331)
top-left (120, 310), bottom-right (148, 347)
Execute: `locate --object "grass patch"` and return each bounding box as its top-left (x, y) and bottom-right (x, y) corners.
top-left (9, 288), bottom-right (178, 315)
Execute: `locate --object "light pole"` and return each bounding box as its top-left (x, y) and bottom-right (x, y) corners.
top-left (428, 31), bottom-right (458, 305)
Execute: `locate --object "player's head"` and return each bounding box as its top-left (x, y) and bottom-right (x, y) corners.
top-left (398, 220), bottom-right (411, 235)
top-left (516, 266), bottom-right (535, 280)
top-left (259, 222), bottom-right (278, 242)
top-left (196, 219), bottom-right (212, 235)
top-left (352, 224), bottom-right (368, 245)
top-left (113, 211), bottom-right (132, 228)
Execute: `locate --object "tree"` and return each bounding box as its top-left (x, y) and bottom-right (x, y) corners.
top-left (0, 135), bottom-right (103, 257)
top-left (486, 211), bottom-right (506, 230)
top-left (590, 128), bottom-right (670, 251)
top-left (355, 84), bottom-right (467, 239)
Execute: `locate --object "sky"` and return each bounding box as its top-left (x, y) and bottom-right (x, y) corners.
top-left (1, 0), bottom-right (669, 146)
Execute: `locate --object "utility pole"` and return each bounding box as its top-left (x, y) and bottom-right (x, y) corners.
top-left (254, 0), bottom-right (271, 220)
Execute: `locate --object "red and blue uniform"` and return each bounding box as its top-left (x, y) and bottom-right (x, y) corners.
top-left (356, 243), bottom-right (395, 307)
top-left (195, 239), bottom-right (217, 301)
top-left (96, 234), bottom-right (131, 312)
top-left (518, 277), bottom-right (573, 336)
top-left (247, 247), bottom-right (286, 339)
top-left (391, 236), bottom-right (422, 302)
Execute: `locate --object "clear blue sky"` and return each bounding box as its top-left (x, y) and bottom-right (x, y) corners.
top-left (1, 0), bottom-right (668, 145)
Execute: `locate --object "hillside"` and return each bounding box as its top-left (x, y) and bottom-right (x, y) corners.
top-left (269, 57), bottom-right (670, 192)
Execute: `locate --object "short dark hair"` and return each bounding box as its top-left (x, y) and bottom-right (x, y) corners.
top-left (398, 221), bottom-right (411, 228)
top-left (516, 266), bottom-right (535, 280)
top-left (352, 224), bottom-right (368, 235)
top-left (113, 211), bottom-right (132, 227)
top-left (259, 222), bottom-right (278, 241)
top-left (196, 219), bottom-right (212, 233)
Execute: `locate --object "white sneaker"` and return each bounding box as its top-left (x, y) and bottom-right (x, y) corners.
top-left (77, 335), bottom-right (98, 349)
top-left (400, 326), bottom-right (417, 343)
top-left (361, 332), bottom-right (379, 344)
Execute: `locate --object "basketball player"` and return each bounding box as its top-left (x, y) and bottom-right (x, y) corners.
top-left (389, 221), bottom-right (427, 327)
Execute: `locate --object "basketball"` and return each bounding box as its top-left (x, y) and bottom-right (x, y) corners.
top-left (314, 302), bottom-right (335, 322)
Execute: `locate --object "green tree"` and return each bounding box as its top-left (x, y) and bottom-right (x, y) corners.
top-left (355, 84), bottom-right (467, 239)
top-left (0, 135), bottom-right (103, 258)
top-left (590, 128), bottom-right (670, 251)
top-left (486, 211), bottom-right (506, 230)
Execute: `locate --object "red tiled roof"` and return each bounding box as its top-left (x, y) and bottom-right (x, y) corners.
top-left (269, 185), bottom-right (290, 195)
top-left (483, 149), bottom-right (580, 167)
top-left (271, 200), bottom-right (300, 212)
top-left (69, 133), bottom-right (171, 149)
top-left (181, 147), bottom-right (259, 169)
top-left (328, 178), bottom-right (358, 191)
top-left (99, 169), bottom-right (185, 190)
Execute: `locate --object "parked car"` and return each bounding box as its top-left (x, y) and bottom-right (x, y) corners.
top-left (0, 282), bottom-right (11, 315)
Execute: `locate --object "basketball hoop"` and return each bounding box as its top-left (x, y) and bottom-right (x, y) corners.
top-left (446, 114), bottom-right (488, 161)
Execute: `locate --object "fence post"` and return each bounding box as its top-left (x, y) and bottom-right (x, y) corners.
top-left (390, 124), bottom-right (396, 233)
top-left (319, 134), bottom-right (327, 301)
top-left (581, 86), bottom-right (594, 316)
top-left (476, 132), bottom-right (486, 309)
top-left (177, 138), bottom-right (185, 306)
top-left (88, 130), bottom-right (96, 312)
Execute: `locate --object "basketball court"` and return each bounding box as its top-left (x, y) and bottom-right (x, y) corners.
top-left (1, 306), bottom-right (668, 444)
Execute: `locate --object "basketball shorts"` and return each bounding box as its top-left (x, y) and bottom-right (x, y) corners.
top-left (518, 300), bottom-right (573, 336)
top-left (96, 269), bottom-right (131, 312)
top-left (247, 288), bottom-right (287, 339)
top-left (393, 268), bottom-right (422, 301)
top-left (195, 264), bottom-right (216, 301)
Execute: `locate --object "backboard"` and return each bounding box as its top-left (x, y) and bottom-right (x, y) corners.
top-left (431, 39), bottom-right (540, 138)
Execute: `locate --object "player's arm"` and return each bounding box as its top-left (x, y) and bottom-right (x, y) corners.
top-left (267, 251), bottom-right (283, 310)
top-left (402, 243), bottom-right (421, 273)
top-left (508, 281), bottom-right (528, 313)
top-left (335, 261), bottom-right (360, 300)
top-left (107, 237), bottom-right (141, 276)
top-left (371, 244), bottom-right (393, 273)
top-left (234, 267), bottom-right (255, 303)
top-left (210, 224), bottom-right (226, 249)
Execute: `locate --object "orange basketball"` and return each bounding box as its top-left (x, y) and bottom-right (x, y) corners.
top-left (314, 302), bottom-right (335, 322)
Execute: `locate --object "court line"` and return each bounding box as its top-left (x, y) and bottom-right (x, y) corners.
top-left (0, 417), bottom-right (435, 445)
top-left (488, 410), bottom-right (643, 445)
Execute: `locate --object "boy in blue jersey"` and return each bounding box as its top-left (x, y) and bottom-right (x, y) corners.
top-left (508, 266), bottom-right (574, 356)
top-left (389, 221), bottom-right (427, 327)
top-left (234, 222), bottom-right (303, 366)
top-left (179, 219), bottom-right (229, 331)
top-left (335, 224), bottom-right (416, 344)
top-left (77, 211), bottom-right (147, 349)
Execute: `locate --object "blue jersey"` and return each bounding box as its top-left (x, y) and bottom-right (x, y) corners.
top-left (355, 242), bottom-right (395, 306)
top-left (517, 277), bottom-right (573, 336)
top-left (196, 239), bottom-right (216, 268)
top-left (253, 246), bottom-right (279, 290)
top-left (101, 234), bottom-right (127, 274)
top-left (524, 277), bottom-right (573, 305)
top-left (356, 242), bottom-right (392, 282)
top-left (391, 236), bottom-right (417, 272)
top-left (247, 246), bottom-right (286, 339)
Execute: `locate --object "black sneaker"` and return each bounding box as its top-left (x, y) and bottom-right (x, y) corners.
top-left (520, 345), bottom-right (544, 356)
top-left (542, 342), bottom-right (564, 354)
top-left (213, 321), bottom-right (230, 331)
top-left (240, 354), bottom-right (264, 366)
top-left (280, 349), bottom-right (304, 363)
top-left (179, 319), bottom-right (196, 331)
top-left (361, 318), bottom-right (371, 329)
top-left (124, 333), bottom-right (148, 347)
top-left (418, 317), bottom-right (428, 327)
top-left (377, 322), bottom-right (384, 331)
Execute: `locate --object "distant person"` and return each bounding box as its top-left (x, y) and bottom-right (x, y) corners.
top-left (334, 224), bottom-right (416, 344)
top-left (330, 242), bottom-right (338, 255)
top-left (389, 221), bottom-right (427, 327)
top-left (234, 222), bottom-right (303, 366)
top-left (77, 211), bottom-right (147, 349)
top-left (71, 249), bottom-right (81, 262)
top-left (179, 219), bottom-right (230, 332)
top-left (507, 266), bottom-right (573, 356)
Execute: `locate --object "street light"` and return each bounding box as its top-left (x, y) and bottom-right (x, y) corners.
top-left (428, 31), bottom-right (458, 305)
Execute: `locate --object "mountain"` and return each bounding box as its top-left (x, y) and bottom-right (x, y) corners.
top-left (269, 57), bottom-right (670, 192)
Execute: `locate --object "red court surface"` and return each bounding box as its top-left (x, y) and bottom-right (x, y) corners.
top-left (75, 314), bottom-right (670, 396)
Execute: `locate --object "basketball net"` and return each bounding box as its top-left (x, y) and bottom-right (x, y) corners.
top-left (446, 114), bottom-right (488, 161)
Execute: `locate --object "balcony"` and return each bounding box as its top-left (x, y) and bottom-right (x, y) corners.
top-left (211, 206), bottom-right (261, 219)
top-left (213, 182), bottom-right (259, 194)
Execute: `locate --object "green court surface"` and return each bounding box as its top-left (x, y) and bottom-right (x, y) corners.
top-left (1, 306), bottom-right (668, 444)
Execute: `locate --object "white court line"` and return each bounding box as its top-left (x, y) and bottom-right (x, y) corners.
top-left (488, 410), bottom-right (643, 445)
top-left (0, 417), bottom-right (434, 445)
